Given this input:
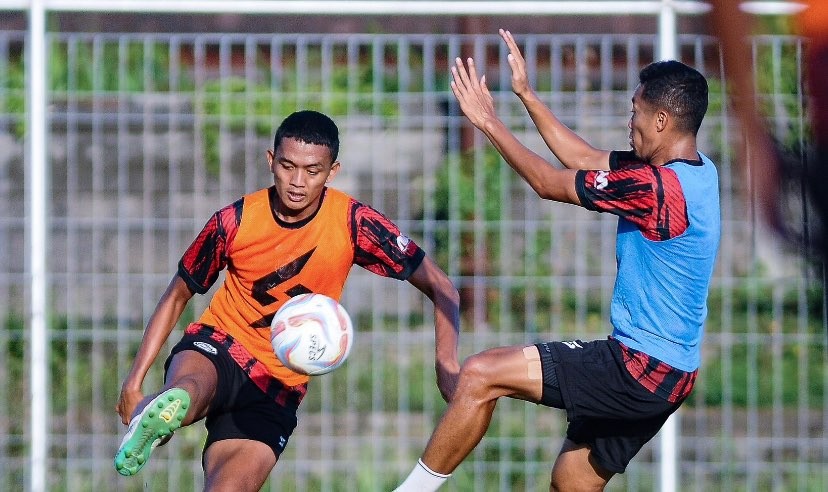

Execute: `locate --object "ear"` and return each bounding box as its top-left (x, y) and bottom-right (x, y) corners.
top-left (655, 110), bottom-right (669, 132)
top-left (326, 161), bottom-right (341, 183)
top-left (266, 150), bottom-right (275, 170)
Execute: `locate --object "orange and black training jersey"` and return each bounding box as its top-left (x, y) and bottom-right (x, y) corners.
top-left (177, 186), bottom-right (425, 387)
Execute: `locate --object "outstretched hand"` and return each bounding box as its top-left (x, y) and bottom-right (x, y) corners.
top-left (450, 57), bottom-right (497, 131)
top-left (116, 385), bottom-right (145, 425)
top-left (499, 29), bottom-right (532, 98)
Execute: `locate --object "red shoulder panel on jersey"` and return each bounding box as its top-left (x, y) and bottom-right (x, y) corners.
top-left (577, 164), bottom-right (688, 241)
top-left (349, 199), bottom-right (426, 279)
top-left (178, 198), bottom-right (244, 294)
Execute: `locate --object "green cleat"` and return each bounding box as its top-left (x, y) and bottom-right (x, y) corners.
top-left (114, 388), bottom-right (190, 476)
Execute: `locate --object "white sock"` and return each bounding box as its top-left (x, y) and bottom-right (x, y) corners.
top-left (393, 458), bottom-right (451, 492)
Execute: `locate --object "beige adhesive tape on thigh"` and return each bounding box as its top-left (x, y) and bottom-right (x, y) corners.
top-left (523, 346), bottom-right (542, 380)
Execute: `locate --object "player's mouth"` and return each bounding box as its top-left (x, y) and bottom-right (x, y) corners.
top-left (286, 190), bottom-right (305, 202)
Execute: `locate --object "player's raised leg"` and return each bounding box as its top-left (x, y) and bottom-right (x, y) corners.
top-left (203, 439), bottom-right (279, 492)
top-left (395, 345), bottom-right (544, 491)
top-left (114, 350), bottom-right (217, 476)
top-left (549, 439), bottom-right (614, 492)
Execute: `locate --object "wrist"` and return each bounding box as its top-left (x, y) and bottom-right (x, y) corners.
top-left (481, 116), bottom-right (506, 136)
top-left (516, 88), bottom-right (538, 103)
top-left (121, 376), bottom-right (144, 392)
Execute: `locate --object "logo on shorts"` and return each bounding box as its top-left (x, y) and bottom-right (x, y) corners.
top-left (193, 341), bottom-right (218, 355)
top-left (562, 340), bottom-right (583, 349)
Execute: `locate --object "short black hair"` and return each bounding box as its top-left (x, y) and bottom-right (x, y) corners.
top-left (639, 60), bottom-right (709, 135)
top-left (273, 110), bottom-right (340, 161)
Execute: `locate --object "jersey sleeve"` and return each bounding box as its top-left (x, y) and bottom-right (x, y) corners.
top-left (608, 149), bottom-right (642, 170)
top-left (350, 199), bottom-right (426, 280)
top-left (574, 151), bottom-right (688, 241)
top-left (177, 198), bottom-right (243, 294)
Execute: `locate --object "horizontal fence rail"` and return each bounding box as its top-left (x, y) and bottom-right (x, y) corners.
top-left (0, 1), bottom-right (808, 15)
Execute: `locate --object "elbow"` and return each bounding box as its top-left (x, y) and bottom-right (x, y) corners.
top-left (437, 277), bottom-right (461, 316)
top-left (531, 182), bottom-right (557, 201)
top-left (533, 184), bottom-right (579, 205)
top-left (535, 187), bottom-right (554, 200)
top-left (440, 277), bottom-right (461, 308)
top-left (413, 256), bottom-right (460, 310)
top-left (449, 284), bottom-right (461, 307)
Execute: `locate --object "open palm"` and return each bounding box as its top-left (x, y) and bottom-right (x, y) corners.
top-left (449, 56), bottom-right (496, 131)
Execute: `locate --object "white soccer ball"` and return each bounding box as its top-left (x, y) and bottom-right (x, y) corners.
top-left (270, 293), bottom-right (354, 376)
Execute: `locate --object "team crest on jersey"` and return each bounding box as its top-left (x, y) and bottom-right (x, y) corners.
top-left (595, 171), bottom-right (609, 190)
top-left (396, 234), bottom-right (413, 253)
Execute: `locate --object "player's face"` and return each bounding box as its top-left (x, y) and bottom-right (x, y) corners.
top-left (628, 85), bottom-right (659, 162)
top-left (267, 137), bottom-right (340, 223)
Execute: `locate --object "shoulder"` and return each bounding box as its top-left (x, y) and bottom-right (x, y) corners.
top-left (608, 150), bottom-right (642, 170)
top-left (323, 187), bottom-right (353, 203)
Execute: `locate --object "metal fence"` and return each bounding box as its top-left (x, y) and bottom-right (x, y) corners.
top-left (1, 5), bottom-right (825, 492)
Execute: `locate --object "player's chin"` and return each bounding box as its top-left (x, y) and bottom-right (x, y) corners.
top-left (629, 143), bottom-right (643, 161)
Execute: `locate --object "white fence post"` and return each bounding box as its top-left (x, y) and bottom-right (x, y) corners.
top-left (26, 0), bottom-right (49, 491)
top-left (657, 2), bottom-right (679, 490)
top-left (658, 0), bottom-right (678, 60)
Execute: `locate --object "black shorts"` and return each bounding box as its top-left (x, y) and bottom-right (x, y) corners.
top-left (165, 328), bottom-right (302, 457)
top-left (535, 338), bottom-right (683, 474)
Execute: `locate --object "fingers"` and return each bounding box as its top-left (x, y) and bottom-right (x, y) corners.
top-left (506, 53), bottom-right (519, 73)
top-left (116, 400), bottom-right (129, 424)
top-left (449, 62), bottom-right (468, 104)
top-left (451, 57), bottom-right (476, 91)
top-left (479, 75), bottom-right (491, 98)
top-left (450, 57), bottom-right (481, 103)
top-left (116, 389), bottom-right (143, 425)
top-left (465, 58), bottom-right (482, 91)
top-left (499, 28), bottom-right (524, 62)
top-left (450, 57), bottom-right (496, 128)
top-left (499, 28), bottom-right (515, 50)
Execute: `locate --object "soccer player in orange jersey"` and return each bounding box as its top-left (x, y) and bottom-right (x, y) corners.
top-left (114, 110), bottom-right (461, 490)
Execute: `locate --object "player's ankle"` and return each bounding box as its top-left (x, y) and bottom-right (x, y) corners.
top-left (393, 458), bottom-right (450, 491)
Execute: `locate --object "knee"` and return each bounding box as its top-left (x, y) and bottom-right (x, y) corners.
top-left (455, 353), bottom-right (497, 398)
top-left (549, 473), bottom-right (564, 492)
top-left (205, 474), bottom-right (264, 492)
top-left (549, 443), bottom-right (613, 492)
top-left (549, 466), bottom-right (585, 492)
top-left (549, 471), bottom-right (609, 492)
top-left (165, 352), bottom-right (218, 406)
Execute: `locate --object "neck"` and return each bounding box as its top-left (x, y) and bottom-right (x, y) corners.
top-left (649, 136), bottom-right (698, 166)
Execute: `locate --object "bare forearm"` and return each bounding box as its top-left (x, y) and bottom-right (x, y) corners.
top-left (414, 258), bottom-right (460, 366)
top-left (407, 256), bottom-right (461, 400)
top-left (123, 276), bottom-right (193, 390)
top-left (481, 117), bottom-right (580, 204)
top-left (518, 91), bottom-right (610, 170)
top-left (432, 290), bottom-right (460, 367)
top-left (431, 286), bottom-right (460, 401)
